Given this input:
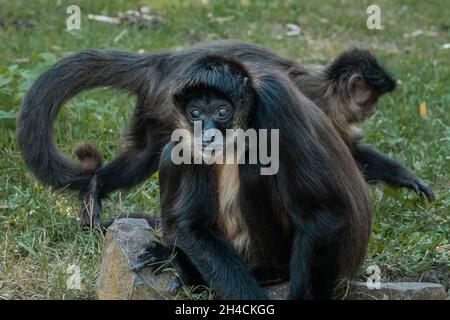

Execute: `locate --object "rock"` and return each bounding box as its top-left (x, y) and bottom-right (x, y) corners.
top-left (97, 218), bottom-right (448, 300)
top-left (263, 281), bottom-right (449, 300)
top-left (345, 281), bottom-right (448, 300)
top-left (97, 218), bottom-right (179, 300)
top-left (419, 264), bottom-right (450, 290)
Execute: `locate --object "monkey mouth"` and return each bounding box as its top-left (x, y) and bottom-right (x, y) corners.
top-left (193, 142), bottom-right (226, 161)
top-left (201, 142), bottom-right (224, 152)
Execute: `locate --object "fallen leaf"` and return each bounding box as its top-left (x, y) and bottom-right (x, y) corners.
top-left (420, 101), bottom-right (427, 118)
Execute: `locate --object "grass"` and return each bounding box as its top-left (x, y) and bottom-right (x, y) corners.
top-left (0, 0), bottom-right (449, 299)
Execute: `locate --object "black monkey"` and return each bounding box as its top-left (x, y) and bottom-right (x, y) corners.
top-left (17, 41), bottom-right (433, 228)
top-left (132, 55), bottom-right (372, 299)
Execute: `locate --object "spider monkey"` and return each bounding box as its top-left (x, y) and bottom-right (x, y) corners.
top-left (288, 49), bottom-right (435, 202)
top-left (18, 47), bottom-right (374, 299)
top-left (134, 54), bottom-right (372, 299)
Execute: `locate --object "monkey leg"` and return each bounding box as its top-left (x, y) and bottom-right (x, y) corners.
top-left (288, 214), bottom-right (344, 300)
top-left (80, 175), bottom-right (102, 228)
top-left (287, 231), bottom-right (314, 300)
top-left (353, 143), bottom-right (435, 202)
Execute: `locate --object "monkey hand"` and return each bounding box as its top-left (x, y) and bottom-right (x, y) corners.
top-left (132, 241), bottom-right (175, 273)
top-left (131, 241), bottom-right (182, 295)
top-left (400, 176), bottom-right (435, 203)
top-left (80, 174), bottom-right (102, 228)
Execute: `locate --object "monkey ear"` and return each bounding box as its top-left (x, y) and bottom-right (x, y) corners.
top-left (347, 74), bottom-right (373, 105)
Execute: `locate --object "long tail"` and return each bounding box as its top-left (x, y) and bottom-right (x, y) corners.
top-left (17, 50), bottom-right (155, 191)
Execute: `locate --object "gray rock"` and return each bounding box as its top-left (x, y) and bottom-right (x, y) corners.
top-left (97, 218), bottom-right (179, 300)
top-left (345, 281), bottom-right (448, 300)
top-left (265, 281), bottom-right (449, 300)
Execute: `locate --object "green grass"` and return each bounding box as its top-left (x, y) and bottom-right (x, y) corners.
top-left (0, 0), bottom-right (449, 299)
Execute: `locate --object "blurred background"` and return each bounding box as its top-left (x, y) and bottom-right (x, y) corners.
top-left (0, 0), bottom-right (449, 299)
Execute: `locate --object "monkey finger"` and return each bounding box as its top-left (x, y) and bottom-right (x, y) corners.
top-left (138, 244), bottom-right (157, 258)
top-left (409, 182), bottom-right (422, 200)
top-left (133, 242), bottom-right (174, 273)
top-left (138, 241), bottom-right (172, 259)
top-left (130, 256), bottom-right (160, 272)
top-left (418, 182), bottom-right (435, 202)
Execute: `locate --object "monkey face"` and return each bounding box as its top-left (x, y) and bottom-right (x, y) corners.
top-left (185, 92), bottom-right (235, 152)
top-left (171, 55), bottom-right (255, 159)
top-left (348, 76), bottom-right (380, 122)
top-left (357, 100), bottom-right (379, 122)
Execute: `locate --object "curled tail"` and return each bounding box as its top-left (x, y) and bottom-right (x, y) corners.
top-left (17, 50), bottom-right (157, 191)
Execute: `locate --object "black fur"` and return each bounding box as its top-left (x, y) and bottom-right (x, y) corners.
top-left (326, 48), bottom-right (397, 94)
top-left (352, 144), bottom-right (434, 201)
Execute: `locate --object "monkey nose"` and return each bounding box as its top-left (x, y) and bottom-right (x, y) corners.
top-left (202, 133), bottom-right (215, 143)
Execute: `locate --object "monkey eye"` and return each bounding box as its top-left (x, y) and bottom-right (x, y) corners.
top-left (217, 107), bottom-right (229, 118)
top-left (190, 109), bottom-right (201, 119)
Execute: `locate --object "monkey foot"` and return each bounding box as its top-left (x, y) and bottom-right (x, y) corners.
top-left (80, 175), bottom-right (103, 228)
top-left (80, 202), bottom-right (102, 229)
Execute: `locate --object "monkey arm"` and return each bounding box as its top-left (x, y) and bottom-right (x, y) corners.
top-left (155, 143), bottom-right (268, 300)
top-left (168, 226), bottom-right (268, 299)
top-left (352, 143), bottom-right (435, 202)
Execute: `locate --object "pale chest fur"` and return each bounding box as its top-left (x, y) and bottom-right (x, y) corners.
top-left (215, 164), bottom-right (252, 259)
